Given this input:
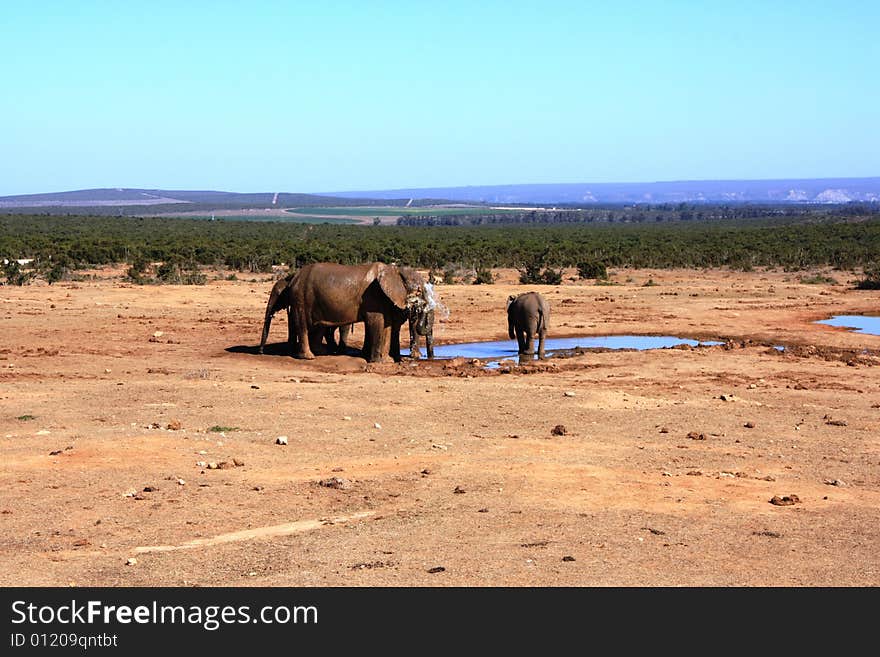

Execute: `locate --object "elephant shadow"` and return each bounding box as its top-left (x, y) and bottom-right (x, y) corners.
top-left (225, 342), bottom-right (363, 358)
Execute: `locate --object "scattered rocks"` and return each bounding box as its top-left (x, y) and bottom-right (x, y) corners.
top-left (686, 431), bottom-right (706, 440)
top-left (319, 476), bottom-right (351, 490)
top-left (275, 436), bottom-right (288, 445)
top-left (769, 494), bottom-right (801, 506)
top-left (551, 425), bottom-right (568, 436)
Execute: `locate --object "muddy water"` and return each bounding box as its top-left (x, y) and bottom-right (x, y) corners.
top-left (432, 335), bottom-right (723, 367)
top-left (816, 315), bottom-right (880, 336)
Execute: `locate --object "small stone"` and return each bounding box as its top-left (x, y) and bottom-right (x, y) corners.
top-left (232, 458), bottom-right (245, 467)
top-left (825, 419), bottom-right (847, 426)
top-left (659, 427), bottom-right (669, 434)
top-left (687, 431), bottom-right (706, 440)
top-left (421, 468), bottom-right (432, 475)
top-left (453, 486), bottom-right (466, 494)
top-left (177, 479), bottom-right (186, 486)
top-left (142, 485), bottom-right (158, 492)
top-left (427, 566), bottom-right (445, 574)
top-left (478, 508), bottom-right (489, 513)
top-left (105, 368), bottom-right (112, 373)
top-left (36, 430), bottom-right (51, 436)
top-left (195, 461), bottom-right (206, 468)
top-left (374, 423), bottom-right (382, 429)
top-left (217, 461), bottom-right (234, 469)
top-left (49, 450), bottom-right (63, 456)
top-left (551, 424), bottom-right (567, 436)
top-left (744, 422), bottom-right (755, 428)
top-left (562, 556), bottom-right (576, 562)
top-left (431, 443), bottom-right (447, 450)
top-left (720, 394), bottom-right (735, 401)
top-left (250, 385), bottom-right (259, 389)
top-left (206, 462), bottom-right (219, 470)
top-left (563, 391), bottom-right (576, 397)
top-left (166, 420), bottom-right (182, 431)
top-left (276, 436), bottom-right (288, 445)
top-left (823, 478), bottom-right (844, 487)
top-left (342, 416), bottom-right (352, 421)
top-left (686, 470), bottom-right (702, 476)
top-left (152, 331), bottom-right (164, 338)
top-left (126, 557), bottom-right (138, 566)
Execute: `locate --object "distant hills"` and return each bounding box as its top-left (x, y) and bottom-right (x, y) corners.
top-left (327, 178), bottom-right (880, 205)
top-left (1, 177), bottom-right (879, 210)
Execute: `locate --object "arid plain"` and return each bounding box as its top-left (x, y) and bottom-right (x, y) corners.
top-left (1, 266), bottom-right (878, 586)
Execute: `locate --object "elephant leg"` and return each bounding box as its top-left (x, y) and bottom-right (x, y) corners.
top-left (293, 305), bottom-right (315, 360)
top-left (286, 308), bottom-right (297, 356)
top-left (364, 313), bottom-right (391, 363)
top-left (390, 321), bottom-right (402, 362)
top-left (426, 333), bottom-right (434, 360)
top-left (524, 329), bottom-right (535, 355)
top-left (516, 327), bottom-right (527, 354)
top-left (336, 324), bottom-right (350, 354)
top-left (409, 319), bottom-right (421, 359)
top-left (537, 328), bottom-right (546, 359)
top-left (323, 327), bottom-right (338, 353)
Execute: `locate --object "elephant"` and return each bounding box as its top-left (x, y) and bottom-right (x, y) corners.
top-left (259, 272), bottom-right (351, 355)
top-left (507, 291), bottom-right (550, 359)
top-left (287, 261), bottom-right (430, 363)
top-left (408, 282), bottom-right (436, 359)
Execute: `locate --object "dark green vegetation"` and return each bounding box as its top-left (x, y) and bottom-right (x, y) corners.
top-left (2, 206), bottom-right (880, 286)
top-left (208, 426), bottom-right (239, 433)
top-left (16, 415), bottom-right (37, 421)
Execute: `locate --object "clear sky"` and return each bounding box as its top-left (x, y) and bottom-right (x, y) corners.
top-left (1, 1), bottom-right (877, 196)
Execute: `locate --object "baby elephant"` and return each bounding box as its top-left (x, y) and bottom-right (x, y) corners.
top-left (507, 291), bottom-right (550, 359)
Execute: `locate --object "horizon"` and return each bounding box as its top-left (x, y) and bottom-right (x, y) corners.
top-left (2, 2), bottom-right (878, 196)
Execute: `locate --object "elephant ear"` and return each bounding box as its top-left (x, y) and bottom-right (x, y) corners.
top-left (377, 265), bottom-right (409, 310)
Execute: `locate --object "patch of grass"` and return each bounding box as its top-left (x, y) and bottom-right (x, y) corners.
top-left (800, 274), bottom-right (838, 284)
top-left (16, 414), bottom-right (37, 421)
top-left (208, 425), bottom-right (239, 433)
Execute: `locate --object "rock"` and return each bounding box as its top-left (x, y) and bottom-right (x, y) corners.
top-left (319, 476), bottom-right (351, 490)
top-left (659, 427), bottom-right (669, 434)
top-left (551, 425), bottom-right (568, 436)
top-left (373, 423), bottom-right (382, 429)
top-left (177, 479), bottom-right (186, 486)
top-left (719, 394), bottom-right (735, 401)
top-left (342, 416), bottom-right (352, 421)
top-left (478, 508), bottom-right (489, 513)
top-left (125, 557), bottom-right (138, 566)
top-left (686, 431), bottom-right (706, 440)
top-left (744, 421), bottom-right (755, 428)
top-left (427, 566), bottom-right (446, 574)
top-left (195, 461), bottom-right (206, 468)
top-left (686, 470), bottom-right (702, 476)
top-left (453, 486), bottom-right (466, 494)
top-left (49, 450), bottom-right (62, 456)
top-left (217, 461), bottom-right (234, 469)
top-left (250, 385), bottom-right (259, 389)
top-left (166, 420), bottom-right (182, 431)
top-left (152, 331), bottom-right (164, 339)
top-left (823, 478), bottom-right (845, 487)
top-left (206, 462), bottom-right (219, 470)
top-left (431, 443), bottom-right (448, 450)
top-left (563, 391), bottom-right (576, 397)
top-left (275, 436), bottom-right (288, 445)
top-left (142, 485), bottom-right (158, 492)
top-left (769, 494), bottom-right (800, 506)
top-left (36, 430), bottom-right (51, 436)
top-left (232, 458), bottom-right (245, 467)
top-left (562, 556), bottom-right (576, 562)
top-left (825, 419), bottom-right (847, 426)
top-left (421, 468), bottom-right (432, 475)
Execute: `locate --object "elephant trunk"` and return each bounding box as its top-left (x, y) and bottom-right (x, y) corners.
top-left (259, 280), bottom-right (287, 354)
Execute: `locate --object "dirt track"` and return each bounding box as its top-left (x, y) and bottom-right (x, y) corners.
top-left (1, 267), bottom-right (879, 586)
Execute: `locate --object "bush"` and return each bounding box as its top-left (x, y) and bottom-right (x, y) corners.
top-left (473, 267), bottom-right (494, 284)
top-left (856, 264), bottom-right (880, 289)
top-left (576, 261), bottom-right (607, 280)
top-left (1, 260), bottom-right (34, 285)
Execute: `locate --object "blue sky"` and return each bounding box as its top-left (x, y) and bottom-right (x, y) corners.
top-left (1, 1), bottom-right (877, 195)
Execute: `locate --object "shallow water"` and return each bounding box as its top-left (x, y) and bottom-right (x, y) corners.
top-left (815, 315), bottom-right (880, 336)
top-left (433, 335), bottom-right (723, 367)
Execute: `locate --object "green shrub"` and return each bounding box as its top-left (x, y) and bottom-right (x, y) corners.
top-left (576, 261), bottom-right (608, 280)
top-left (856, 264), bottom-right (880, 289)
top-left (473, 268), bottom-right (494, 284)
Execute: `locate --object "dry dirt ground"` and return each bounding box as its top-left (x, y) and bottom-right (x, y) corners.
top-left (1, 267), bottom-right (879, 587)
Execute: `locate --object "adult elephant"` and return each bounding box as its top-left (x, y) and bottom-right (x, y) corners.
top-left (507, 291), bottom-right (550, 359)
top-left (288, 262), bottom-right (429, 363)
top-left (259, 273), bottom-right (351, 355)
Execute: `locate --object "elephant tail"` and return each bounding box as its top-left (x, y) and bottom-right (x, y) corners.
top-left (537, 306), bottom-right (548, 333)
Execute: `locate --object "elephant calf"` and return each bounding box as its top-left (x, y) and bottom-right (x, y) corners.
top-left (507, 291), bottom-right (550, 359)
top-left (409, 281), bottom-right (437, 359)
